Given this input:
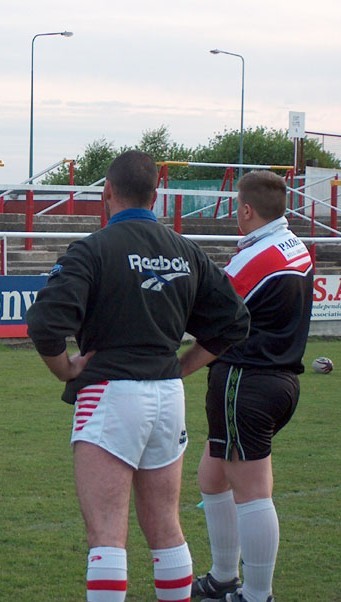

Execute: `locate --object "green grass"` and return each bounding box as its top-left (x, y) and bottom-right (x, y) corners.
top-left (0, 340), bottom-right (340, 601)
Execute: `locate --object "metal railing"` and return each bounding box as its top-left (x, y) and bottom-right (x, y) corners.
top-left (0, 166), bottom-right (340, 268)
top-left (0, 230), bottom-right (340, 276)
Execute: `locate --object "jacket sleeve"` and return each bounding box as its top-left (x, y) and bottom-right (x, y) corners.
top-left (186, 257), bottom-right (250, 356)
top-left (26, 240), bottom-right (98, 356)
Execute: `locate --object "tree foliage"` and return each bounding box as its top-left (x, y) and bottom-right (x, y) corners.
top-left (42, 125), bottom-right (340, 185)
top-left (304, 137), bottom-right (340, 169)
top-left (74, 139), bottom-right (118, 185)
top-left (42, 138), bottom-right (119, 186)
top-left (138, 125), bottom-right (193, 180)
top-left (191, 127), bottom-right (340, 179)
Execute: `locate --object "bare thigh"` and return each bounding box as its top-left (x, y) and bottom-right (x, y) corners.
top-left (73, 441), bottom-right (134, 548)
top-left (133, 455), bottom-right (185, 549)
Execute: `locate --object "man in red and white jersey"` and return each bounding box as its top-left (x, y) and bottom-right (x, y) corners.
top-left (191, 171), bottom-right (313, 602)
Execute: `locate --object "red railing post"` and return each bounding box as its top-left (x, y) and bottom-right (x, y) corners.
top-left (330, 176), bottom-right (338, 235)
top-left (214, 167), bottom-right (234, 219)
top-left (174, 195), bottom-right (182, 233)
top-left (0, 195), bottom-right (4, 213)
top-left (229, 167), bottom-right (234, 217)
top-left (310, 200), bottom-right (316, 272)
top-left (163, 165), bottom-right (169, 217)
top-left (298, 177), bottom-right (305, 215)
top-left (25, 190), bottom-right (34, 251)
top-left (0, 239), bottom-right (4, 275)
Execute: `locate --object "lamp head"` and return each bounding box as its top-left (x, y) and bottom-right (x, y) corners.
top-left (210, 49), bottom-right (220, 54)
top-left (61, 31), bottom-right (73, 37)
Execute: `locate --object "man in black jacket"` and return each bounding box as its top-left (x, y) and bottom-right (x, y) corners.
top-left (26, 150), bottom-right (249, 602)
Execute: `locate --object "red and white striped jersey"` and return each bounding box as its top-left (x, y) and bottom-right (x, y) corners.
top-left (222, 218), bottom-right (313, 373)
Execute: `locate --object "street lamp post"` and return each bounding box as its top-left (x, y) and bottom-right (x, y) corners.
top-left (29, 30), bottom-right (73, 180)
top-left (210, 48), bottom-right (245, 178)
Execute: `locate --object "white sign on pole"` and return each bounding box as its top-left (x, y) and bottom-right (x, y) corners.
top-left (288, 111), bottom-right (305, 138)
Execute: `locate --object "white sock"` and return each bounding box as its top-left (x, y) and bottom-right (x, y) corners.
top-left (202, 490), bottom-right (240, 582)
top-left (152, 542), bottom-right (192, 602)
top-left (87, 546), bottom-right (127, 602)
top-left (236, 498), bottom-right (279, 602)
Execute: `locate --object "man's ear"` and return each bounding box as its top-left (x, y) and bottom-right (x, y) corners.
top-left (243, 202), bottom-right (253, 221)
top-left (103, 179), bottom-right (112, 201)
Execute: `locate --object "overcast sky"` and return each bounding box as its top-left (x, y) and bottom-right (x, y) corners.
top-left (1, 0), bottom-right (340, 184)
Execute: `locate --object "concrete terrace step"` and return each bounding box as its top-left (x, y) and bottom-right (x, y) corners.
top-left (2, 214), bottom-right (341, 276)
top-left (6, 237), bottom-right (87, 248)
top-left (315, 264), bottom-right (340, 275)
top-left (0, 213), bottom-right (101, 233)
top-left (7, 249), bottom-right (61, 262)
top-left (1, 214), bottom-right (339, 236)
top-left (313, 244), bottom-right (341, 262)
top-left (7, 264), bottom-right (54, 276)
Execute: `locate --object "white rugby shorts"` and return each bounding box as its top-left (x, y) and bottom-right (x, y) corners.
top-left (70, 379), bottom-right (188, 469)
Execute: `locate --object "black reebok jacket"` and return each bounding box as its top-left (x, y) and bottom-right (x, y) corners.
top-left (27, 209), bottom-right (250, 403)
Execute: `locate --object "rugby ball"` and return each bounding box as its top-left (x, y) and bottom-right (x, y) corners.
top-left (312, 357), bottom-right (334, 374)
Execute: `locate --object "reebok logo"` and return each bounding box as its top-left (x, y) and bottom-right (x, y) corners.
top-left (128, 254), bottom-right (191, 291)
top-left (142, 272), bottom-right (190, 291)
top-left (128, 254), bottom-right (190, 274)
top-left (90, 555), bottom-right (102, 562)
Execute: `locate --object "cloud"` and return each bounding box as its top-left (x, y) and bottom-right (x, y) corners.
top-left (1, 0), bottom-right (340, 183)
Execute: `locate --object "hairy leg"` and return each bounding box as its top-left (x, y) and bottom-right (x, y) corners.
top-left (133, 457), bottom-right (192, 602)
top-left (73, 441), bottom-right (134, 548)
top-left (73, 442), bottom-right (134, 601)
top-left (133, 455), bottom-right (184, 549)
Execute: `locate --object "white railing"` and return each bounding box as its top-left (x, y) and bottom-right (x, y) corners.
top-left (0, 159), bottom-right (71, 198)
top-left (0, 230), bottom-right (340, 276)
top-left (1, 173), bottom-right (339, 233)
top-left (0, 174), bottom-right (340, 276)
top-left (0, 231), bottom-right (91, 276)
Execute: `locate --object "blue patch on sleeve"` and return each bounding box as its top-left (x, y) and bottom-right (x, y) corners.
top-left (48, 263), bottom-right (63, 279)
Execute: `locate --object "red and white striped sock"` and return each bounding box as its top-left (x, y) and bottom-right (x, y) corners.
top-left (152, 542), bottom-right (192, 602)
top-left (86, 546), bottom-right (127, 602)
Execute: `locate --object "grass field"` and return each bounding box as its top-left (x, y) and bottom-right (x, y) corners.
top-left (0, 339), bottom-right (340, 602)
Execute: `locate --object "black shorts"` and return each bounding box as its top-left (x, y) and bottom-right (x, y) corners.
top-left (206, 362), bottom-right (300, 461)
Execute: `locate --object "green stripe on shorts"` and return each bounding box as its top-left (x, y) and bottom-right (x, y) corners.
top-left (225, 366), bottom-right (244, 460)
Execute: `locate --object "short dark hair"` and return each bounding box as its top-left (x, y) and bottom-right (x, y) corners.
top-left (106, 150), bottom-right (158, 207)
top-left (237, 170), bottom-right (287, 220)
